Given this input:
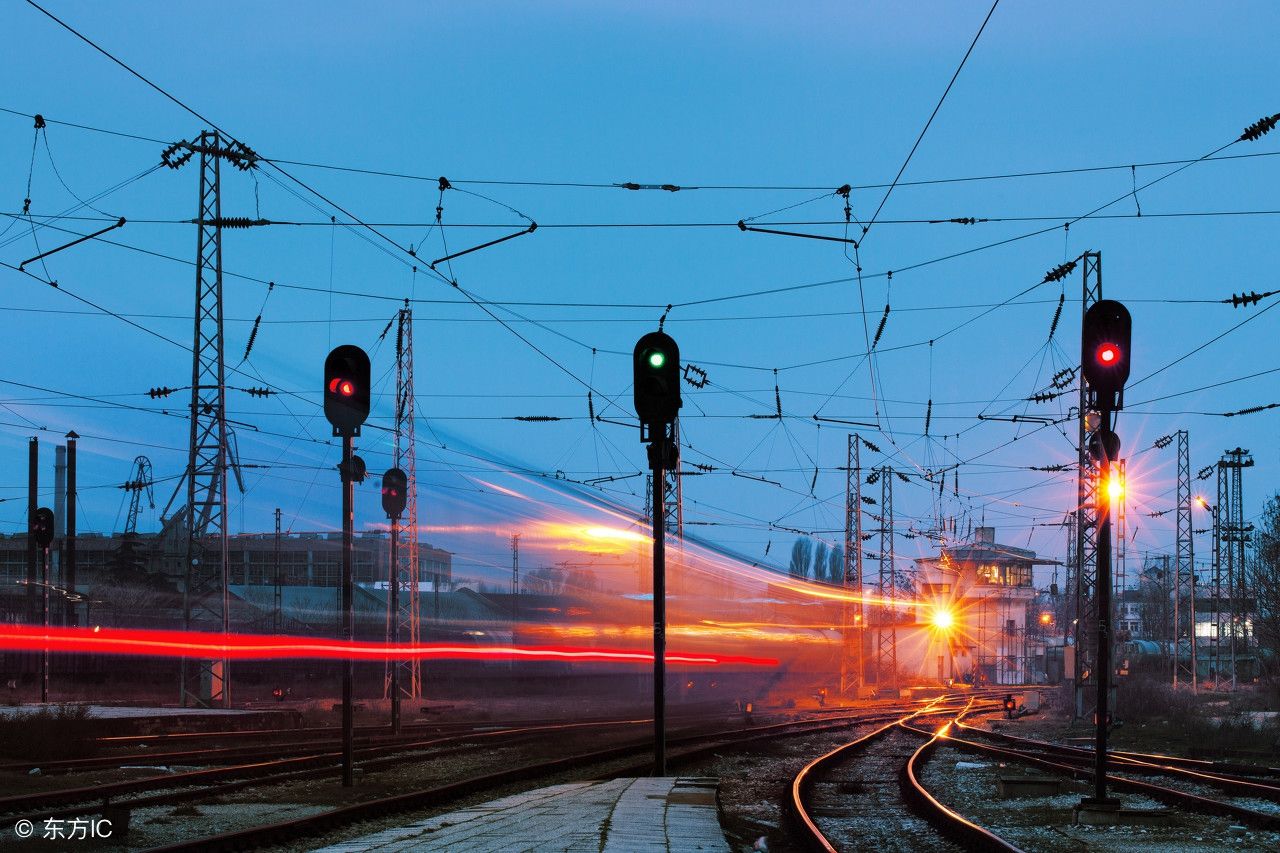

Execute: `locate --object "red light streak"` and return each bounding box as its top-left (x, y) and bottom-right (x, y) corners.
top-left (0, 625), bottom-right (777, 667)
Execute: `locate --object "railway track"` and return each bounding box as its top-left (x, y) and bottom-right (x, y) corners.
top-left (789, 700), bottom-right (1019, 852)
top-left (930, 721), bottom-right (1280, 829)
top-left (130, 696), bottom-right (994, 852)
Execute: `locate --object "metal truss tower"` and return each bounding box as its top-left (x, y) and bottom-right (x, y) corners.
top-left (1173, 430), bottom-right (1196, 689)
top-left (1219, 448), bottom-right (1254, 688)
top-left (662, 421), bottom-right (683, 538)
top-left (1073, 251), bottom-right (1102, 717)
top-left (840, 435), bottom-right (864, 694)
top-left (649, 421), bottom-right (681, 593)
top-left (169, 131), bottom-right (256, 708)
top-left (391, 307), bottom-right (422, 700)
top-left (876, 466), bottom-right (896, 693)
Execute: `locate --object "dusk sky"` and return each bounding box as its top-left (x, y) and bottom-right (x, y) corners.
top-left (2, 1), bottom-right (1277, 587)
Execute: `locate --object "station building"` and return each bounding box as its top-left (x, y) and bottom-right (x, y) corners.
top-left (913, 526), bottom-right (1056, 685)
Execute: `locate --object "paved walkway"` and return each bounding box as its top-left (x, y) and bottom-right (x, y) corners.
top-left (315, 777), bottom-right (731, 852)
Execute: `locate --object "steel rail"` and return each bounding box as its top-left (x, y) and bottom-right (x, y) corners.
top-left (140, 698), bottom-right (994, 853)
top-left (902, 723), bottom-right (1280, 830)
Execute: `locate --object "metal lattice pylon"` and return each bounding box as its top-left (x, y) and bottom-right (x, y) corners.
top-left (1073, 251), bottom-right (1102, 717)
top-left (1219, 448), bottom-right (1254, 688)
top-left (876, 466), bottom-right (896, 692)
top-left (840, 435), bottom-right (864, 694)
top-left (1173, 430), bottom-right (1196, 689)
top-left (392, 307), bottom-right (421, 700)
top-left (660, 420), bottom-right (682, 592)
top-left (179, 131), bottom-right (238, 708)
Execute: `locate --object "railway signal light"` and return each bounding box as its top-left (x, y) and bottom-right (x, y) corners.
top-left (31, 507), bottom-right (54, 548)
top-left (632, 331), bottom-right (682, 432)
top-left (1081, 300), bottom-right (1132, 411)
top-left (324, 345), bottom-right (371, 437)
top-left (1003, 694), bottom-right (1016, 719)
top-left (382, 468), bottom-right (408, 519)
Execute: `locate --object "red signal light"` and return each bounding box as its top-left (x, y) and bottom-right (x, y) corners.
top-left (328, 377), bottom-right (356, 397)
top-left (1095, 342), bottom-right (1121, 366)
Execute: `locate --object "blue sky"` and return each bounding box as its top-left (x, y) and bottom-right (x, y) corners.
top-left (1, 1), bottom-right (1277, 587)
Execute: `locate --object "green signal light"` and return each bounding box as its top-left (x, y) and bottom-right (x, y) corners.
top-left (647, 350), bottom-right (666, 369)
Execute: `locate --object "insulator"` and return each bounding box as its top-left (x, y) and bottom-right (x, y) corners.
top-left (160, 142), bottom-right (194, 169)
top-left (148, 386), bottom-right (176, 399)
top-left (514, 415), bottom-right (563, 422)
top-left (774, 383), bottom-right (783, 418)
top-left (924, 399), bottom-right (932, 436)
top-left (1042, 260), bottom-right (1078, 284)
top-left (587, 392), bottom-right (595, 420)
top-left (1240, 113), bottom-right (1280, 142)
top-left (860, 437), bottom-right (881, 454)
top-left (872, 305), bottom-right (890, 349)
top-left (811, 468), bottom-right (819, 490)
top-left (213, 217), bottom-right (266, 229)
top-left (1048, 292), bottom-right (1064, 339)
top-left (866, 471), bottom-right (880, 485)
top-left (1153, 434), bottom-right (1173, 449)
top-left (242, 315), bottom-right (261, 361)
top-left (861, 496), bottom-right (876, 505)
top-left (694, 463), bottom-right (716, 472)
top-left (896, 471), bottom-right (910, 484)
top-left (682, 364), bottom-right (708, 388)
top-left (244, 387), bottom-right (274, 398)
top-left (1196, 465), bottom-right (1214, 481)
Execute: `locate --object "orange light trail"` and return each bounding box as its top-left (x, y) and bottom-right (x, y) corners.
top-left (0, 625), bottom-right (777, 667)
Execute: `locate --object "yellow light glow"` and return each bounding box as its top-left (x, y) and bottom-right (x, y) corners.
top-left (931, 608), bottom-right (954, 630)
top-left (584, 526), bottom-right (648, 544)
top-left (1039, 612), bottom-right (1053, 626)
top-left (1195, 495), bottom-right (1208, 509)
top-left (1107, 470), bottom-right (1124, 501)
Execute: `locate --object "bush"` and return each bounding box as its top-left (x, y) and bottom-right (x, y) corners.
top-left (0, 704), bottom-right (98, 761)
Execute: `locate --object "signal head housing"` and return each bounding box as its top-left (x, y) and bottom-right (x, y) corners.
top-left (1081, 299), bottom-right (1132, 411)
top-left (382, 468), bottom-right (408, 519)
top-left (633, 331), bottom-right (682, 432)
top-left (324, 345), bottom-right (371, 437)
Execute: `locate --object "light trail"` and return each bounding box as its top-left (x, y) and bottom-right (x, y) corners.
top-left (0, 625), bottom-right (778, 667)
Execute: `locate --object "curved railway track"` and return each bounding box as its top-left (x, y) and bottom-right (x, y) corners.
top-left (789, 699), bottom-right (1018, 852)
top-left (131, 695), bottom-right (995, 852)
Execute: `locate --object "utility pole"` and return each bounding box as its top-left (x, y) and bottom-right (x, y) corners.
top-left (381, 468), bottom-right (407, 734)
top-left (511, 534), bottom-right (521, 630)
top-left (1173, 430), bottom-right (1196, 690)
top-left (166, 131), bottom-right (257, 709)
top-left (27, 438), bottom-right (38, 626)
top-left (876, 466), bottom-right (897, 695)
top-left (272, 508), bottom-right (283, 633)
top-left (64, 434), bottom-right (77, 627)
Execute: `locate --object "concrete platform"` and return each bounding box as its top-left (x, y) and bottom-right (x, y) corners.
top-left (314, 777), bottom-right (731, 852)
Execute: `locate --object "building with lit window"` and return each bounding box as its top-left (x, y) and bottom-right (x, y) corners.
top-left (914, 527), bottom-right (1055, 685)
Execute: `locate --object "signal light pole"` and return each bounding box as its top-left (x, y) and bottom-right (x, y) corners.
top-left (633, 330), bottom-right (682, 777)
top-left (1079, 298), bottom-right (1131, 815)
top-left (324, 345), bottom-right (371, 788)
top-left (382, 468), bottom-right (408, 734)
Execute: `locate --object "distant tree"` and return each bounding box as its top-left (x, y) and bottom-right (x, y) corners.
top-left (812, 542), bottom-right (829, 583)
top-left (1134, 557), bottom-right (1173, 644)
top-left (789, 538), bottom-right (813, 579)
top-left (828, 545), bottom-right (845, 585)
top-left (1249, 492), bottom-right (1280, 672)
